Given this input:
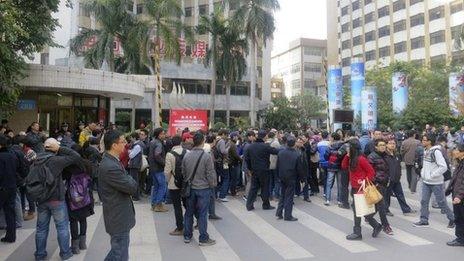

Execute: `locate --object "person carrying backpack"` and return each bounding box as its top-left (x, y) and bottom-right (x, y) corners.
top-left (27, 138), bottom-right (81, 260)
top-left (63, 145), bottom-right (94, 255)
top-left (323, 132), bottom-right (344, 206)
top-left (164, 135), bottom-right (187, 236)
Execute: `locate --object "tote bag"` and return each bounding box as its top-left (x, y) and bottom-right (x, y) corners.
top-left (354, 181), bottom-right (376, 217)
top-left (364, 179), bottom-right (383, 205)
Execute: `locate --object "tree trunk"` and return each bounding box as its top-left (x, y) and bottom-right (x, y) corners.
top-left (210, 41), bottom-right (216, 128)
top-left (153, 35), bottom-right (162, 128)
top-left (226, 82), bottom-right (231, 127)
top-left (249, 41), bottom-right (257, 127)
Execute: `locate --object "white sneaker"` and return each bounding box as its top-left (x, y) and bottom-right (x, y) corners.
top-left (324, 200), bottom-right (330, 206)
top-left (219, 198), bottom-right (229, 202)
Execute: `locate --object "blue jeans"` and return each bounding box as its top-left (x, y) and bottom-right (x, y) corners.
top-left (35, 201), bottom-right (72, 260)
top-left (151, 171), bottom-right (167, 205)
top-left (184, 188), bottom-right (211, 242)
top-left (269, 169), bottom-right (281, 198)
top-left (217, 166), bottom-right (230, 199)
top-left (324, 171), bottom-right (336, 201)
top-left (105, 231), bottom-right (130, 261)
top-left (420, 182), bottom-right (454, 222)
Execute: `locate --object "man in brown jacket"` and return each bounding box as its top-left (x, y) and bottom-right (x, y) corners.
top-left (401, 130), bottom-right (421, 193)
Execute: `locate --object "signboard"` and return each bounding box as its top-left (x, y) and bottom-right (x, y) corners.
top-left (351, 58), bottom-right (365, 119)
top-left (17, 99), bottom-right (36, 111)
top-left (449, 72), bottom-right (464, 116)
top-left (168, 109), bottom-right (208, 136)
top-left (361, 86), bottom-right (377, 131)
top-left (392, 72), bottom-right (409, 113)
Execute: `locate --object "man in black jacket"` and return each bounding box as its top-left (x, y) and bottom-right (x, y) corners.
top-left (0, 134), bottom-right (18, 243)
top-left (276, 137), bottom-right (305, 221)
top-left (99, 130), bottom-right (138, 261)
top-left (244, 130), bottom-right (279, 211)
top-left (148, 128), bottom-right (168, 212)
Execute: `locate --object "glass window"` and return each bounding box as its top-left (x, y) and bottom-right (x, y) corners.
top-left (429, 6), bottom-right (444, 21)
top-left (394, 20), bottom-right (406, 32)
top-left (352, 0), bottom-right (360, 11)
top-left (364, 12), bottom-right (375, 23)
top-left (452, 25), bottom-right (462, 40)
top-left (341, 6), bottom-right (349, 16)
top-left (378, 6), bottom-right (389, 18)
top-left (342, 75), bottom-right (350, 85)
top-left (430, 30), bottom-right (445, 44)
top-left (342, 57), bottom-right (350, 67)
top-left (394, 41), bottom-right (407, 53)
top-left (341, 22), bottom-right (350, 33)
top-left (126, 1), bottom-right (134, 12)
top-left (378, 25), bottom-right (390, 38)
top-left (304, 62), bottom-right (322, 73)
top-left (379, 46), bottom-right (390, 58)
top-left (451, 1), bottom-right (463, 14)
top-left (304, 47), bottom-right (322, 56)
top-left (365, 50), bottom-right (376, 61)
top-left (185, 7), bottom-right (193, 17)
top-left (352, 18), bottom-right (362, 29)
top-left (353, 35), bottom-right (362, 46)
top-left (410, 0), bottom-right (423, 6)
top-left (57, 95), bottom-right (73, 106)
top-left (199, 4), bottom-right (208, 15)
top-left (410, 13), bottom-right (424, 27)
top-left (393, 0), bottom-right (405, 12)
top-left (342, 39), bottom-right (351, 49)
top-left (291, 79), bottom-right (301, 89)
top-left (411, 36), bottom-right (425, 49)
top-left (136, 4), bottom-right (143, 14)
top-left (79, 5), bottom-right (90, 17)
top-left (365, 31), bottom-right (375, 42)
top-left (291, 63), bottom-right (300, 74)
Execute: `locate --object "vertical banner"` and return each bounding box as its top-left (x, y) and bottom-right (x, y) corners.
top-left (168, 109), bottom-right (208, 136)
top-left (361, 86), bottom-right (377, 131)
top-left (392, 72), bottom-right (409, 113)
top-left (449, 72), bottom-right (464, 116)
top-left (328, 65), bottom-right (343, 130)
top-left (351, 58), bottom-right (364, 119)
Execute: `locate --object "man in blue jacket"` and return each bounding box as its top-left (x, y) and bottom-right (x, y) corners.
top-left (317, 131), bottom-right (330, 191)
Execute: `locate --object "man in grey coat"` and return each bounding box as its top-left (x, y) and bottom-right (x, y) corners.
top-left (99, 130), bottom-right (138, 261)
top-left (401, 130), bottom-right (421, 193)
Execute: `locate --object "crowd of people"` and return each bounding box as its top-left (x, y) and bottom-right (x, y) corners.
top-left (1, 119), bottom-right (464, 261)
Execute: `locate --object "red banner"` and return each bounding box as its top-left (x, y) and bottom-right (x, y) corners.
top-left (168, 109), bottom-right (208, 136)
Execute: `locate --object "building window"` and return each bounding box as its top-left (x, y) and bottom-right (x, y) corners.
top-left (365, 31), bottom-right (375, 42)
top-left (342, 57), bottom-right (350, 67)
top-left (185, 7), bottom-right (193, 17)
top-left (352, 18), bottom-right (362, 29)
top-left (40, 53), bottom-right (49, 65)
top-left (394, 20), bottom-right (406, 33)
top-left (431, 55), bottom-right (446, 65)
top-left (304, 47), bottom-right (322, 56)
top-left (291, 63), bottom-right (301, 74)
top-left (341, 22), bottom-right (350, 33)
top-left (352, 0), bottom-right (360, 11)
top-left (410, 0), bottom-right (423, 6)
top-left (353, 35), bottom-right (362, 46)
top-left (304, 79), bottom-right (317, 89)
top-left (291, 79), bottom-right (301, 89)
top-left (378, 6), bottom-right (389, 18)
top-left (364, 12), bottom-right (375, 23)
top-left (452, 25), bottom-right (462, 40)
top-left (342, 39), bottom-right (351, 50)
top-left (136, 4), bottom-right (143, 14)
top-left (365, 50), bottom-right (376, 61)
top-left (410, 13), bottom-right (424, 27)
top-left (199, 4), bottom-right (208, 15)
top-left (126, 1), bottom-right (134, 13)
top-left (379, 46), bottom-right (390, 58)
top-left (451, 1), bottom-right (463, 14)
top-left (304, 62), bottom-right (322, 73)
top-left (341, 6), bottom-right (349, 16)
top-left (364, 0), bottom-right (373, 4)
top-left (429, 6), bottom-right (444, 21)
top-left (394, 41), bottom-right (407, 53)
top-left (342, 75), bottom-right (350, 85)
top-left (378, 25), bottom-right (390, 38)
top-left (411, 36), bottom-right (425, 49)
top-left (430, 30), bottom-right (445, 45)
top-left (393, 0), bottom-right (406, 12)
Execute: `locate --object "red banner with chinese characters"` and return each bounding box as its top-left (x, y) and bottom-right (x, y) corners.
top-left (168, 109), bottom-right (208, 136)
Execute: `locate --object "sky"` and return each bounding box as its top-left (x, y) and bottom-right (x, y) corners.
top-left (273, 0), bottom-right (327, 55)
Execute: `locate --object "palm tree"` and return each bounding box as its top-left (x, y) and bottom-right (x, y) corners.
top-left (70, 0), bottom-right (136, 72)
top-left (197, 8), bottom-right (227, 127)
top-left (144, 0), bottom-right (194, 127)
top-left (216, 25), bottom-right (248, 126)
top-left (233, 0), bottom-right (280, 126)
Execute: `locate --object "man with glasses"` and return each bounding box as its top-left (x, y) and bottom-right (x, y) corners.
top-left (414, 133), bottom-right (455, 228)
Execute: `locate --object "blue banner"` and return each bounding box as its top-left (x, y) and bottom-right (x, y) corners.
top-left (361, 86), bottom-right (377, 131)
top-left (351, 59), bottom-right (364, 119)
top-left (392, 72), bottom-right (409, 113)
top-left (449, 73), bottom-right (464, 116)
top-left (17, 99), bottom-right (36, 111)
top-left (328, 66), bottom-right (343, 130)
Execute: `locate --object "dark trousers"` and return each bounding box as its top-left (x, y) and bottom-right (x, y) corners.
top-left (105, 231), bottom-right (130, 261)
top-left (169, 189), bottom-right (185, 230)
top-left (276, 179), bottom-right (296, 219)
top-left (229, 165), bottom-right (240, 196)
top-left (184, 188), bottom-right (211, 242)
top-left (309, 162), bottom-right (320, 193)
top-left (406, 164), bottom-right (418, 192)
top-left (0, 188), bottom-right (16, 241)
top-left (217, 165), bottom-right (230, 199)
top-left (351, 189), bottom-right (379, 233)
top-left (246, 170), bottom-right (271, 209)
top-left (385, 181), bottom-right (412, 213)
top-left (129, 168), bottom-right (140, 199)
top-left (319, 166), bottom-right (327, 187)
top-left (19, 185), bottom-right (36, 213)
top-left (375, 185), bottom-right (390, 226)
top-left (70, 217), bottom-right (87, 240)
top-left (454, 203), bottom-right (464, 242)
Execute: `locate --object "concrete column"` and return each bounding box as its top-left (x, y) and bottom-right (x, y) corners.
top-left (109, 99), bottom-right (116, 124)
top-left (131, 99), bottom-right (136, 132)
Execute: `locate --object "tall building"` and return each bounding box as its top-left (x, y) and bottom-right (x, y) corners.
top-left (27, 0), bottom-right (272, 129)
top-left (271, 38), bottom-right (327, 97)
top-left (327, 0), bottom-right (464, 85)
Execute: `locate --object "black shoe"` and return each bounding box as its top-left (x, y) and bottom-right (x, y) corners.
top-left (247, 206), bottom-right (255, 211)
top-left (372, 224), bottom-right (382, 238)
top-left (386, 211), bottom-right (394, 217)
top-left (447, 239), bottom-right (464, 247)
top-left (284, 217), bottom-right (298, 221)
top-left (432, 204), bottom-right (440, 209)
top-left (339, 204), bottom-right (350, 210)
top-left (346, 233), bottom-right (362, 240)
top-left (303, 198), bottom-right (312, 203)
top-left (276, 215), bottom-right (283, 220)
top-left (0, 237), bottom-right (15, 243)
top-left (209, 215), bottom-right (222, 220)
top-left (448, 220), bottom-right (455, 229)
top-left (263, 206), bottom-right (276, 210)
top-left (413, 221), bottom-right (429, 227)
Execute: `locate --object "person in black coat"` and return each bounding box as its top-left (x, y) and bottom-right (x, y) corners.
top-left (244, 130), bottom-right (279, 211)
top-left (276, 137), bottom-right (305, 221)
top-left (0, 134), bottom-right (18, 243)
top-left (446, 143), bottom-right (464, 247)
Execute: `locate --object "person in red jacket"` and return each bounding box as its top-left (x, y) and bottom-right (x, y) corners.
top-left (341, 139), bottom-right (382, 241)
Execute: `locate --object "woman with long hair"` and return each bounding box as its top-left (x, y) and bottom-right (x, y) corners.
top-left (341, 139), bottom-right (382, 240)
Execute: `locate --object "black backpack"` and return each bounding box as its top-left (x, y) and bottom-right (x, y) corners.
top-left (430, 148), bottom-right (452, 181)
top-left (25, 154), bottom-right (57, 204)
top-left (170, 149), bottom-right (187, 188)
